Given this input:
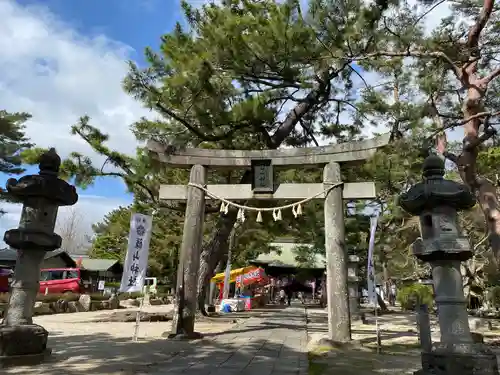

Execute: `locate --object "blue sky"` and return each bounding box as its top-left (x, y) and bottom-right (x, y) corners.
top-left (0, 0), bottom-right (453, 242)
top-left (9, 0), bottom-right (186, 201)
top-left (15, 0), bottom-right (180, 65)
top-left (0, 0), bottom-right (198, 241)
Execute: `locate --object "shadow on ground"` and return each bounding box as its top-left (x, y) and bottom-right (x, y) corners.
top-left (4, 332), bottom-right (303, 375)
top-left (306, 306), bottom-right (422, 375)
top-left (308, 344), bottom-right (421, 375)
top-left (4, 306), bottom-right (307, 375)
top-left (306, 306), bottom-right (420, 327)
top-left (203, 306), bottom-right (300, 337)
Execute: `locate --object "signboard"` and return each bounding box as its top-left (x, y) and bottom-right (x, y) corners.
top-left (119, 213), bottom-right (153, 293)
top-left (251, 159), bottom-right (274, 193)
top-left (98, 280), bottom-right (105, 291)
top-left (235, 267), bottom-right (267, 287)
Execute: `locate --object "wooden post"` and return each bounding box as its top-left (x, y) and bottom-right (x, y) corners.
top-left (417, 304), bottom-right (432, 353)
top-left (170, 164), bottom-right (206, 337)
top-left (323, 161), bottom-right (351, 342)
top-left (347, 255), bottom-right (360, 320)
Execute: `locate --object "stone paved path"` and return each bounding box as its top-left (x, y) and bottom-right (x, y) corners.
top-left (4, 305), bottom-right (308, 375)
top-left (147, 306), bottom-right (309, 375)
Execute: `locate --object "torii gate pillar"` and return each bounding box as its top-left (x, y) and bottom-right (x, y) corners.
top-left (169, 164), bottom-right (206, 338)
top-left (324, 161), bottom-right (350, 341)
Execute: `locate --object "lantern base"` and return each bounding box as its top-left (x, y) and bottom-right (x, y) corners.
top-left (0, 349), bottom-right (52, 368)
top-left (416, 342), bottom-right (498, 375)
top-left (0, 324), bottom-right (51, 367)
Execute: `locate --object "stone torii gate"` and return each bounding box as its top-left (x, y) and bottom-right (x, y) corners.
top-left (147, 134), bottom-right (389, 341)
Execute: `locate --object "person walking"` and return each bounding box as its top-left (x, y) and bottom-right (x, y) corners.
top-left (279, 288), bottom-right (286, 305)
top-left (389, 282), bottom-right (397, 306)
top-left (298, 291), bottom-right (305, 304)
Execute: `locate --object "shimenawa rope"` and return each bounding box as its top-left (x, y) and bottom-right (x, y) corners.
top-left (187, 182), bottom-right (343, 222)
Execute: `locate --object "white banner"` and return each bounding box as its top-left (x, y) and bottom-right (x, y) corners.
top-left (367, 215), bottom-right (379, 305)
top-left (222, 256), bottom-right (231, 299)
top-left (119, 213), bottom-right (153, 293)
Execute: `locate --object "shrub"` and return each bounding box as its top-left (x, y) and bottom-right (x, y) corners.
top-left (156, 292), bottom-right (171, 300)
top-left (118, 292), bottom-right (143, 300)
top-left (488, 286), bottom-right (500, 308)
top-left (397, 283), bottom-right (434, 311)
top-left (89, 293), bottom-right (110, 301)
top-left (157, 285), bottom-right (172, 294)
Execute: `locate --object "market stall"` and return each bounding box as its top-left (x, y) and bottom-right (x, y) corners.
top-left (236, 267), bottom-right (269, 310)
top-left (211, 266), bottom-right (255, 300)
top-left (212, 266), bottom-right (269, 312)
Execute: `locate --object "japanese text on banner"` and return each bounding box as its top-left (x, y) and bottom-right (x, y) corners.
top-left (119, 213), bottom-right (153, 293)
top-left (367, 214), bottom-right (379, 305)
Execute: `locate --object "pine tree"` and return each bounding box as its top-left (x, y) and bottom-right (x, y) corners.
top-left (20, 0), bottom-right (392, 336)
top-left (353, 0), bottom-right (500, 264)
top-left (0, 110), bottom-right (32, 213)
top-left (0, 111), bottom-right (32, 175)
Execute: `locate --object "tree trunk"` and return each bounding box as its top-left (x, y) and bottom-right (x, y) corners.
top-left (197, 220), bottom-right (241, 314)
top-left (209, 258), bottom-right (225, 303)
top-left (476, 181), bottom-right (500, 263)
top-left (196, 210), bottom-right (236, 314)
top-left (377, 292), bottom-right (388, 312)
top-left (194, 70), bottom-right (334, 309)
top-left (458, 80), bottom-right (500, 264)
top-left (457, 7), bottom-right (500, 264)
top-left (382, 260), bottom-right (390, 298)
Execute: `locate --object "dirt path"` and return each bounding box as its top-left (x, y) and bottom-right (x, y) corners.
top-left (3, 305), bottom-right (242, 374)
top-left (306, 306), bottom-right (500, 375)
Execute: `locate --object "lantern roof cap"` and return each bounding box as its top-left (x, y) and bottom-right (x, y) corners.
top-left (398, 154), bottom-right (475, 214)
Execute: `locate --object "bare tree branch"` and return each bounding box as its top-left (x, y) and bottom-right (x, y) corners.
top-left (480, 66), bottom-right (500, 85)
top-left (56, 207), bottom-right (90, 255)
top-left (354, 50), bottom-right (462, 80)
top-left (467, 0), bottom-right (495, 49)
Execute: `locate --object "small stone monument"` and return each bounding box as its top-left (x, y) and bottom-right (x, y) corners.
top-left (0, 149), bottom-right (78, 367)
top-left (347, 254), bottom-right (360, 320)
top-left (399, 154), bottom-right (498, 375)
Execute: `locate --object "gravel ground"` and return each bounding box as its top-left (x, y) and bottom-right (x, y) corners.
top-left (306, 306), bottom-right (500, 375)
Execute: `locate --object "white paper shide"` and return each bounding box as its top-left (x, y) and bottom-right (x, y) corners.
top-left (119, 213), bottom-right (153, 293)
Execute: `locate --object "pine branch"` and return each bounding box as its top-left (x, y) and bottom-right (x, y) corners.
top-left (354, 50), bottom-right (462, 80)
top-left (270, 62), bottom-right (351, 147)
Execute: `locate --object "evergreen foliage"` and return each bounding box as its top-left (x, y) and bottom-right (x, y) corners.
top-left (20, 0), bottom-right (500, 303)
top-left (0, 110), bottom-right (32, 213)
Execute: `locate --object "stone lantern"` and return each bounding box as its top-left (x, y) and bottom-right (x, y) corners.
top-left (0, 148), bottom-right (78, 366)
top-left (399, 154), bottom-right (498, 375)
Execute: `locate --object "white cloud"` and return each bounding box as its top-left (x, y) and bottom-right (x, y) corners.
top-left (0, 194), bottom-right (130, 249)
top-left (407, 0), bottom-right (452, 34)
top-left (0, 1), bottom-right (143, 243)
top-left (0, 0), bottom-right (152, 163)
